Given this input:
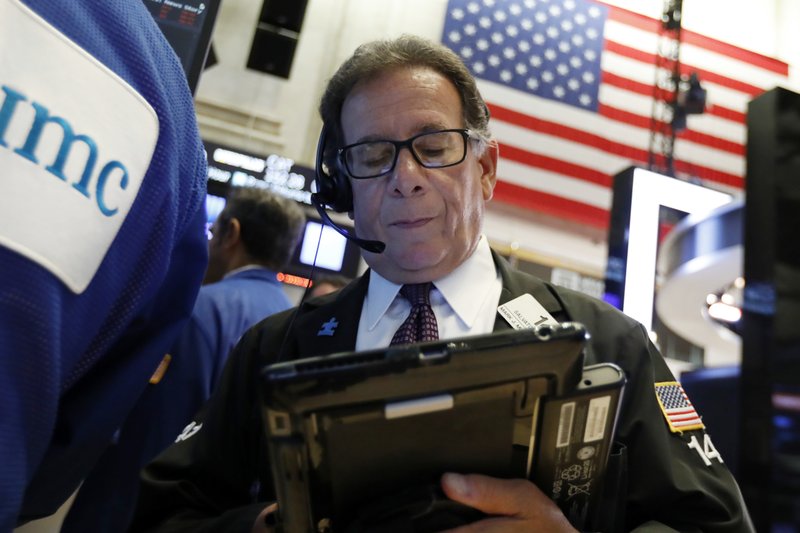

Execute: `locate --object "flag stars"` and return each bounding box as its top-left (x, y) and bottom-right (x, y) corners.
top-left (441, 0), bottom-right (605, 112)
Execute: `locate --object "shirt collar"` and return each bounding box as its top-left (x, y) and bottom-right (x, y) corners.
top-left (223, 264), bottom-right (271, 279)
top-left (434, 235), bottom-right (497, 328)
top-left (363, 235), bottom-right (497, 330)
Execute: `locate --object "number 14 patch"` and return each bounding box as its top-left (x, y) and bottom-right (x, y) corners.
top-left (655, 381), bottom-right (723, 466)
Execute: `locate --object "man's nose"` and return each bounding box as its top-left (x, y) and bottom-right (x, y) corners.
top-left (390, 147), bottom-right (426, 196)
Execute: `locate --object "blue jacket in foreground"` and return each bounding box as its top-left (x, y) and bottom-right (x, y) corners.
top-left (2, 0), bottom-right (208, 528)
top-left (61, 268), bottom-right (294, 533)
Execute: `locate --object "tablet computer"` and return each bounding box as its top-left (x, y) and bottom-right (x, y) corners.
top-left (260, 322), bottom-right (624, 532)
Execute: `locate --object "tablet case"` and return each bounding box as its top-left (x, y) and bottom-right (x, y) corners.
top-left (260, 322), bottom-right (624, 532)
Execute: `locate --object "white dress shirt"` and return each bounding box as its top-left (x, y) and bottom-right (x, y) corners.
top-left (355, 235), bottom-right (502, 351)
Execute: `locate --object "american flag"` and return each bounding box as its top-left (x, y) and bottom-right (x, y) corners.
top-left (654, 381), bottom-right (704, 433)
top-left (441, 0), bottom-right (790, 229)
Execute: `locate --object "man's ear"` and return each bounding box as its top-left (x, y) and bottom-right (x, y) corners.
top-left (478, 140), bottom-right (498, 201)
top-left (221, 217), bottom-right (242, 249)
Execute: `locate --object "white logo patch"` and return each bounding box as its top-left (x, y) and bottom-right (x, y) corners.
top-left (0, 0), bottom-right (158, 293)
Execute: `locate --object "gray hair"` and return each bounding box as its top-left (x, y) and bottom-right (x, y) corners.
top-left (319, 34), bottom-right (492, 151)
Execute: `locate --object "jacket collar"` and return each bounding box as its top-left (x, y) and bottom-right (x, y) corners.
top-left (491, 250), bottom-right (567, 330)
top-left (292, 271), bottom-right (370, 357)
top-left (291, 251), bottom-right (568, 355)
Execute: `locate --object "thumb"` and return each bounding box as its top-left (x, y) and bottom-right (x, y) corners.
top-left (441, 473), bottom-right (538, 517)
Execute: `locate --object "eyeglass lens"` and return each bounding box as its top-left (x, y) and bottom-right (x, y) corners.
top-left (344, 130), bottom-right (467, 178)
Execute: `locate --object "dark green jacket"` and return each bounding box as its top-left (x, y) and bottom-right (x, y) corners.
top-left (131, 252), bottom-right (752, 532)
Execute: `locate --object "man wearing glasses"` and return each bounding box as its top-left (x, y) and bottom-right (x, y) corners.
top-left (132, 35), bottom-right (751, 532)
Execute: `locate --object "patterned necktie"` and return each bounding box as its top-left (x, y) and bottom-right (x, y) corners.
top-left (390, 283), bottom-right (439, 345)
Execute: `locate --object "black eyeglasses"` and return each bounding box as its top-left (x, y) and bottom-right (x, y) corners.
top-left (338, 128), bottom-right (478, 179)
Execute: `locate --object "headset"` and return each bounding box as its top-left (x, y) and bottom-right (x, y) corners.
top-left (310, 124), bottom-right (386, 254)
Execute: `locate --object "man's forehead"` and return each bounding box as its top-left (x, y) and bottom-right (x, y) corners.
top-left (340, 67), bottom-right (463, 142)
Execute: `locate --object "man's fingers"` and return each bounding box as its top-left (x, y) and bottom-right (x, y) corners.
top-left (441, 473), bottom-right (541, 517)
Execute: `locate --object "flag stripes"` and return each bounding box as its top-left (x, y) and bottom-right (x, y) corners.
top-left (442, 0), bottom-right (790, 229)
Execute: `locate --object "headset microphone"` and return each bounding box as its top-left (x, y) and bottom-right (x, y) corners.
top-left (312, 124), bottom-right (385, 254)
top-left (310, 193), bottom-right (386, 254)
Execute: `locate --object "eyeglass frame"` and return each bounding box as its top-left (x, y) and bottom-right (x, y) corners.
top-left (336, 128), bottom-right (481, 179)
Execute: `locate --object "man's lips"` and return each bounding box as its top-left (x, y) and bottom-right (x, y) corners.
top-left (390, 217), bottom-right (433, 228)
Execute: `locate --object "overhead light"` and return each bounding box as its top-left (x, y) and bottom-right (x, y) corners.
top-left (708, 301), bottom-right (742, 323)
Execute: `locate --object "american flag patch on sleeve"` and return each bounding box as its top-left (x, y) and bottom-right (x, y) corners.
top-left (655, 382), bottom-right (705, 433)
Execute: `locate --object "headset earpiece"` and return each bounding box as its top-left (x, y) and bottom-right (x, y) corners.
top-left (313, 125), bottom-right (353, 213)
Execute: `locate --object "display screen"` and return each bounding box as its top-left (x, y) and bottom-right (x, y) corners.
top-left (298, 221), bottom-right (347, 272)
top-left (141, 0), bottom-right (220, 93)
top-left (204, 192), bottom-right (226, 238)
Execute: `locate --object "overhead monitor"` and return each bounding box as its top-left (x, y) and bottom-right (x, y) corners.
top-left (141, 0), bottom-right (221, 94)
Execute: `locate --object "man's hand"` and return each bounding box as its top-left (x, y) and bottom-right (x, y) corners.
top-left (251, 502), bottom-right (278, 533)
top-left (440, 473), bottom-right (578, 532)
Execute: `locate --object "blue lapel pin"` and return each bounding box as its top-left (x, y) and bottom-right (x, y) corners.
top-left (318, 317), bottom-right (339, 336)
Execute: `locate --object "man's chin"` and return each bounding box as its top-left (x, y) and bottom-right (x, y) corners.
top-left (366, 249), bottom-right (449, 283)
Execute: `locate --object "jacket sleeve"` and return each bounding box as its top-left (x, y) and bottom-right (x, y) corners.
top-left (587, 315), bottom-right (753, 532)
top-left (129, 325), bottom-right (276, 533)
